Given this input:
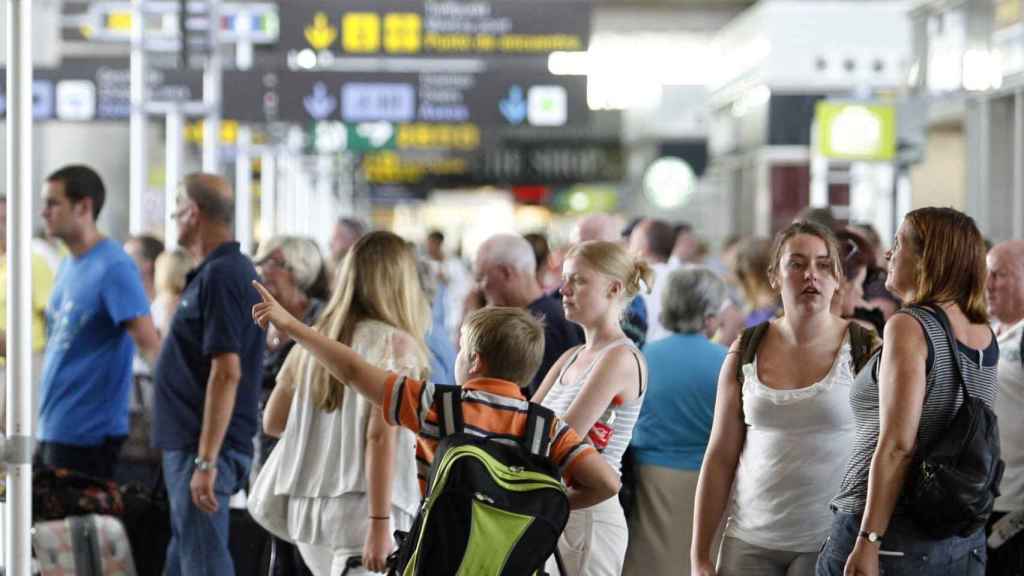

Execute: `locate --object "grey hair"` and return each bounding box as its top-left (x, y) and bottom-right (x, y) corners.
top-left (660, 266), bottom-right (728, 334)
top-left (478, 234), bottom-right (536, 275)
top-left (255, 235), bottom-right (324, 292)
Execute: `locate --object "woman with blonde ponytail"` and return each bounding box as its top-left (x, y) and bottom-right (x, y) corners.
top-left (533, 240), bottom-right (652, 575)
top-left (262, 231), bottom-right (430, 576)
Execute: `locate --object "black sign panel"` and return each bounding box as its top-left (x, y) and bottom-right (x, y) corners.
top-left (222, 69), bottom-right (587, 127)
top-left (360, 141), bottom-right (623, 186)
top-left (0, 59), bottom-right (203, 121)
top-left (274, 0), bottom-right (589, 61)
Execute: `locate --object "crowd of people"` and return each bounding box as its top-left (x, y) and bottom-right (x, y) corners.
top-left (1, 163), bottom-right (1022, 576)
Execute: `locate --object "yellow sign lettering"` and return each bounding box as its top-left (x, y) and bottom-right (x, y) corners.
top-left (343, 13), bottom-right (381, 53)
top-left (423, 32), bottom-right (473, 52)
top-left (384, 13), bottom-right (421, 54)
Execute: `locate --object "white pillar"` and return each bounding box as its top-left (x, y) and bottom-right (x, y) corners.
top-left (202, 0), bottom-right (222, 173)
top-left (260, 150), bottom-right (277, 241)
top-left (5, 0), bottom-right (34, 572)
top-left (165, 107), bottom-right (184, 245)
top-left (235, 126), bottom-right (253, 254)
top-left (129, 0), bottom-right (148, 234)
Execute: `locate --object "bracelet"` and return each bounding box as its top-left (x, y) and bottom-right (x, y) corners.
top-left (369, 515), bottom-right (390, 521)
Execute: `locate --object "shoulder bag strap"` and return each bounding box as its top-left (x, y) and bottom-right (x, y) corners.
top-left (523, 402), bottom-right (555, 457)
top-left (925, 305), bottom-right (971, 402)
top-left (735, 321), bottom-right (770, 385)
top-left (432, 384), bottom-right (464, 439)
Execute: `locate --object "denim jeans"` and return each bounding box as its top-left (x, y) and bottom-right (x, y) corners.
top-left (163, 448), bottom-right (252, 576)
top-left (816, 511), bottom-right (986, 576)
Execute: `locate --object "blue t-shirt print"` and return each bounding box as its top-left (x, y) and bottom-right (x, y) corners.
top-left (39, 239), bottom-right (151, 446)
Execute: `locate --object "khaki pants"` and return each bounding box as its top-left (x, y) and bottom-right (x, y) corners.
top-left (623, 465), bottom-right (703, 576)
top-left (717, 536), bottom-right (817, 576)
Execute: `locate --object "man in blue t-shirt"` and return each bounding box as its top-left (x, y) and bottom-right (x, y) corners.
top-left (36, 165), bottom-right (162, 479)
top-left (152, 173), bottom-right (265, 576)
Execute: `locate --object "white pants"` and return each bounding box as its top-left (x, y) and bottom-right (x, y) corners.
top-left (547, 496), bottom-right (629, 576)
top-left (297, 542), bottom-right (374, 576)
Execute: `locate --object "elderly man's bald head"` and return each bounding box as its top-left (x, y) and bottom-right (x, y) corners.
top-left (572, 214), bottom-right (624, 244)
top-left (184, 173), bottom-right (234, 226)
top-left (987, 240), bottom-right (1024, 325)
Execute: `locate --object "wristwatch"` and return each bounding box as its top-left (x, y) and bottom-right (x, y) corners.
top-left (193, 457), bottom-right (218, 472)
top-left (858, 530), bottom-right (883, 544)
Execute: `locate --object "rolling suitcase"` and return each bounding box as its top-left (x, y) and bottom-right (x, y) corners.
top-left (32, 514), bottom-right (137, 576)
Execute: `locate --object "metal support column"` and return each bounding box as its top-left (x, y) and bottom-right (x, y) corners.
top-left (165, 107), bottom-right (184, 245)
top-left (1014, 90), bottom-right (1024, 239)
top-left (202, 0), bottom-right (222, 173)
top-left (129, 0), bottom-right (148, 234)
top-left (235, 126), bottom-right (253, 253)
top-left (4, 0), bottom-right (34, 571)
top-left (260, 150), bottom-right (277, 241)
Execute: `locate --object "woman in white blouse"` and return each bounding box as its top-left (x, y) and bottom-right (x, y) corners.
top-left (263, 232), bottom-right (430, 575)
top-left (691, 221), bottom-right (859, 576)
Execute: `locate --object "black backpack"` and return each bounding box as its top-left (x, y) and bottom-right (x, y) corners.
top-left (903, 305), bottom-right (1005, 538)
top-left (389, 385), bottom-right (570, 576)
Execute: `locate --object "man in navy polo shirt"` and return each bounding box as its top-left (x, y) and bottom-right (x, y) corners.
top-left (153, 173), bottom-right (265, 575)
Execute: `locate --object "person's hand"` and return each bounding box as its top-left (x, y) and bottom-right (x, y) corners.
top-left (362, 518), bottom-right (394, 573)
top-left (190, 467), bottom-right (218, 514)
top-left (691, 559), bottom-right (716, 576)
top-left (844, 540), bottom-right (880, 576)
top-left (252, 281), bottom-right (299, 336)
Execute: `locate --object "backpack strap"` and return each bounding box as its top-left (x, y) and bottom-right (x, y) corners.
top-left (523, 402), bottom-right (556, 457)
top-left (735, 321), bottom-right (770, 386)
top-left (847, 322), bottom-right (882, 374)
top-left (432, 384), bottom-right (464, 439)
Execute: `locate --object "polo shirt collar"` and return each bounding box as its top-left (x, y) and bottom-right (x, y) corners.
top-left (462, 377), bottom-right (526, 399)
top-left (187, 241), bottom-right (240, 283)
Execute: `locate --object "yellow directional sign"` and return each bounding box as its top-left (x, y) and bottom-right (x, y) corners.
top-left (107, 11), bottom-right (133, 32)
top-left (384, 13), bottom-right (421, 54)
top-left (342, 13), bottom-right (381, 53)
top-left (184, 120), bottom-right (241, 145)
top-left (304, 12), bottom-right (337, 51)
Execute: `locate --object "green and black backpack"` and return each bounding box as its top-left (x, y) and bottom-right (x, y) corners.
top-left (389, 385), bottom-right (570, 576)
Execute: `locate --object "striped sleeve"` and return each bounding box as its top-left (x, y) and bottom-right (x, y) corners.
top-left (548, 418), bottom-right (598, 486)
top-left (382, 372), bottom-right (435, 433)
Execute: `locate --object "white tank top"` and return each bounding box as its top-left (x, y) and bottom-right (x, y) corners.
top-left (541, 338), bottom-right (644, 475)
top-left (727, 336), bottom-right (855, 552)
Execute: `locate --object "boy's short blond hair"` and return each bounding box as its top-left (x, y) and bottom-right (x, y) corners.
top-left (461, 307), bottom-right (545, 388)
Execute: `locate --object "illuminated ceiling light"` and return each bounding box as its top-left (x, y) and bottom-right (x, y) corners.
top-left (731, 85), bottom-right (770, 117)
top-left (548, 51), bottom-right (590, 76)
top-left (643, 157), bottom-right (696, 209)
top-left (568, 190), bottom-right (591, 212)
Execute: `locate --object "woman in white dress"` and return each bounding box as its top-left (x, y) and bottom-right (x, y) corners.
top-left (262, 231), bottom-right (430, 575)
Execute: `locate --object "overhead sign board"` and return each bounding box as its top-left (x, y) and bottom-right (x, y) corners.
top-left (815, 101), bottom-right (896, 161)
top-left (0, 59), bottom-right (202, 121)
top-left (277, 0), bottom-right (589, 61)
top-left (222, 69), bottom-right (587, 127)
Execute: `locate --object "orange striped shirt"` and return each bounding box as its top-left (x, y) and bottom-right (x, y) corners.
top-left (382, 373), bottom-right (597, 495)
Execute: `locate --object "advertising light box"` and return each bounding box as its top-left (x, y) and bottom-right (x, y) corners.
top-left (815, 101), bottom-right (896, 161)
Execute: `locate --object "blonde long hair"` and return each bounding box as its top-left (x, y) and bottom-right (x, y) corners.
top-left (286, 231), bottom-right (431, 412)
